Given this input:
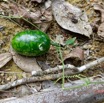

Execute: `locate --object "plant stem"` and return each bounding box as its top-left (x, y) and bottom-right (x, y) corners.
top-left (57, 45), bottom-right (65, 89)
top-left (50, 41), bottom-right (60, 47)
top-left (22, 18), bottom-right (41, 30)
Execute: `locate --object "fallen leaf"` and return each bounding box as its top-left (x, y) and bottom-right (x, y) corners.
top-left (38, 22), bottom-right (51, 32)
top-left (9, 3), bottom-right (42, 20)
top-left (45, 0), bottom-right (52, 9)
top-left (97, 22), bottom-right (104, 38)
top-left (93, 3), bottom-right (104, 22)
top-left (52, 0), bottom-right (92, 37)
top-left (10, 48), bottom-right (42, 72)
top-left (37, 61), bottom-right (51, 70)
top-left (13, 53), bottom-right (42, 73)
top-left (0, 53), bottom-right (12, 68)
top-left (93, 3), bottom-right (104, 38)
top-left (16, 85), bottom-right (32, 97)
top-left (63, 47), bottom-right (84, 66)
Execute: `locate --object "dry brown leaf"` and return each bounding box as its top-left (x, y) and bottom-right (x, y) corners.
top-left (9, 3), bottom-right (42, 20)
top-left (63, 47), bottom-right (84, 66)
top-left (13, 53), bottom-right (42, 73)
top-left (0, 53), bottom-right (12, 68)
top-left (97, 22), bottom-right (104, 38)
top-left (10, 48), bottom-right (42, 72)
top-left (94, 3), bottom-right (104, 22)
top-left (52, 0), bottom-right (92, 38)
top-left (93, 4), bottom-right (104, 38)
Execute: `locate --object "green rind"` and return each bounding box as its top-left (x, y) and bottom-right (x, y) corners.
top-left (11, 30), bottom-right (50, 56)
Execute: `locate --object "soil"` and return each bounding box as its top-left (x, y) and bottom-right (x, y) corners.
top-left (0, 0), bottom-right (104, 100)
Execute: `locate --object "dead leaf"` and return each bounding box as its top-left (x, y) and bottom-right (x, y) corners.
top-left (9, 3), bottom-right (42, 20)
top-left (63, 47), bottom-right (84, 66)
top-left (93, 3), bottom-right (104, 22)
top-left (13, 53), bottom-right (42, 73)
top-left (16, 85), bottom-right (32, 97)
top-left (10, 48), bottom-right (42, 72)
top-left (97, 22), bottom-right (104, 38)
top-left (52, 0), bottom-right (92, 37)
top-left (38, 22), bottom-right (51, 32)
top-left (37, 61), bottom-right (51, 70)
top-left (0, 53), bottom-right (12, 68)
top-left (93, 3), bottom-right (104, 38)
top-left (45, 0), bottom-right (52, 9)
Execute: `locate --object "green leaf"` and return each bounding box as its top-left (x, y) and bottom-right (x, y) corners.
top-left (65, 37), bottom-right (76, 45)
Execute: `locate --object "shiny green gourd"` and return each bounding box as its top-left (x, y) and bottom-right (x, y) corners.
top-left (11, 30), bottom-right (51, 56)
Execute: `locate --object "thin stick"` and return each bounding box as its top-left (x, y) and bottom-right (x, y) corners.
top-left (0, 71), bottom-right (24, 74)
top-left (0, 70), bottom-right (73, 90)
top-left (31, 64), bottom-right (77, 76)
top-left (0, 57), bottom-right (104, 90)
top-left (32, 57), bottom-right (104, 76)
top-left (78, 57), bottom-right (104, 72)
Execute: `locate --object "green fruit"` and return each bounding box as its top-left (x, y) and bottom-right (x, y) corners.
top-left (11, 30), bottom-right (51, 56)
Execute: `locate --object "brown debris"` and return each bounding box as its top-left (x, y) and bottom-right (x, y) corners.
top-left (52, 0), bottom-right (92, 38)
top-left (64, 47), bottom-right (84, 66)
top-left (94, 3), bottom-right (104, 38)
top-left (0, 53), bottom-right (12, 68)
top-left (94, 3), bottom-right (104, 22)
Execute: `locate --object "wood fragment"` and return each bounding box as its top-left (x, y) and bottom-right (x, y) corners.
top-left (0, 57), bottom-right (104, 90)
top-left (32, 57), bottom-right (104, 76)
top-left (0, 78), bottom-right (104, 103)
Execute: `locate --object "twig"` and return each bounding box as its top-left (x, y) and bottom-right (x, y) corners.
top-left (78, 57), bottom-right (104, 72)
top-left (32, 57), bottom-right (104, 76)
top-left (31, 64), bottom-right (77, 76)
top-left (0, 71), bottom-right (24, 74)
top-left (0, 70), bottom-right (73, 90)
top-left (0, 57), bottom-right (104, 90)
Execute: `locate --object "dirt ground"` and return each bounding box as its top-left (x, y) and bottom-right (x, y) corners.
top-left (0, 0), bottom-right (104, 100)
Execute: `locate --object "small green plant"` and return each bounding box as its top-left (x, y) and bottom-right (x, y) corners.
top-left (65, 37), bottom-right (76, 45)
top-left (55, 43), bottom-right (104, 90)
top-left (55, 39), bottom-right (93, 90)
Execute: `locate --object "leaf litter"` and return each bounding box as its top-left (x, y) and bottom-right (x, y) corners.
top-left (94, 3), bottom-right (104, 38)
top-left (52, 0), bottom-right (92, 37)
top-left (0, 0), bottom-right (104, 100)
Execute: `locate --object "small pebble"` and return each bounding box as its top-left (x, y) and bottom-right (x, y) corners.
top-left (0, 73), bottom-right (5, 76)
top-left (7, 77), bottom-right (11, 81)
top-left (0, 25), bottom-right (4, 31)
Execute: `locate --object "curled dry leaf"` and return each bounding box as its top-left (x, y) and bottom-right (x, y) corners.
top-left (52, 0), bottom-right (92, 38)
top-left (93, 3), bottom-right (104, 22)
top-left (94, 3), bottom-right (104, 38)
top-left (10, 48), bottom-right (42, 72)
top-left (97, 22), bottom-right (104, 38)
top-left (0, 53), bottom-right (12, 68)
top-left (63, 47), bottom-right (84, 66)
top-left (9, 3), bottom-right (42, 20)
